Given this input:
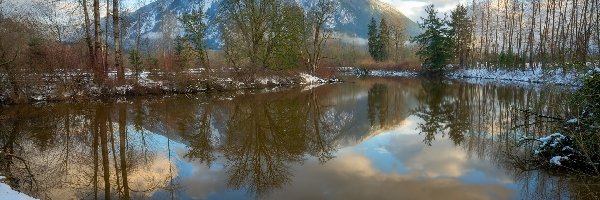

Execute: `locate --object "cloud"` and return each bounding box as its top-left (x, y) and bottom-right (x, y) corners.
top-left (266, 154), bottom-right (514, 200)
top-left (380, 0), bottom-right (469, 21)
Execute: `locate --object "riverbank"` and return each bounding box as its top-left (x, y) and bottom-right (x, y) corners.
top-left (0, 71), bottom-right (338, 105)
top-left (2, 66), bottom-right (596, 105)
top-left (347, 66), bottom-right (600, 86)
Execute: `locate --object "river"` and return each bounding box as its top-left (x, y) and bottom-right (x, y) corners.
top-left (1, 77), bottom-right (596, 200)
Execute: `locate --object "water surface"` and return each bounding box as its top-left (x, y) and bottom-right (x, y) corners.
top-left (1, 77), bottom-right (594, 200)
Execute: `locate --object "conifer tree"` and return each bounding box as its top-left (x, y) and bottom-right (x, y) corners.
top-left (378, 18), bottom-right (390, 61)
top-left (412, 5), bottom-right (453, 71)
top-left (368, 17), bottom-right (379, 60)
top-left (180, 7), bottom-right (209, 68)
top-left (448, 5), bottom-right (473, 68)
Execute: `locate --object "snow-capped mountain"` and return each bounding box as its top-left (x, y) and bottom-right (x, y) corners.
top-left (124, 0), bottom-right (421, 49)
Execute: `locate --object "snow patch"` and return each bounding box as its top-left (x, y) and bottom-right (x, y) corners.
top-left (114, 85), bottom-right (133, 95)
top-left (549, 156), bottom-right (569, 166)
top-left (0, 181), bottom-right (38, 200)
top-left (538, 133), bottom-right (567, 148)
top-left (566, 118), bottom-right (578, 124)
top-left (367, 70), bottom-right (418, 77)
top-left (300, 73), bottom-right (325, 84)
top-left (31, 95), bottom-right (45, 101)
top-left (448, 67), bottom-right (585, 86)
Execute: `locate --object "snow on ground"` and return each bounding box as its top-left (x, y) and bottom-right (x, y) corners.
top-left (0, 176), bottom-right (38, 200)
top-left (448, 67), bottom-right (586, 85)
top-left (114, 85), bottom-right (133, 95)
top-left (366, 70), bottom-right (418, 77)
top-left (347, 66), bottom-right (598, 86)
top-left (300, 73), bottom-right (326, 84)
top-left (257, 77), bottom-right (281, 85)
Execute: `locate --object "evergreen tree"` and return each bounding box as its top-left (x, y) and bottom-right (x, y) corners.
top-left (180, 8), bottom-right (209, 67)
top-left (448, 5), bottom-right (473, 68)
top-left (412, 5), bottom-right (453, 71)
top-left (128, 49), bottom-right (143, 79)
top-left (378, 18), bottom-right (390, 61)
top-left (271, 3), bottom-right (305, 69)
top-left (368, 17), bottom-right (379, 60)
top-left (175, 36), bottom-right (195, 71)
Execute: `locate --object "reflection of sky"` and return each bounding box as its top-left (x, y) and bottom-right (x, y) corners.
top-left (144, 112), bottom-right (520, 199)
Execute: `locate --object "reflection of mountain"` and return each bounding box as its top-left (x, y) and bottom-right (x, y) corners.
top-left (319, 78), bottom-right (422, 145)
top-left (138, 77), bottom-right (423, 150)
top-left (115, 78), bottom-right (422, 198)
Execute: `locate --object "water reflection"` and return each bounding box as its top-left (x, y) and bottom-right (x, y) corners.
top-left (0, 77), bottom-right (597, 199)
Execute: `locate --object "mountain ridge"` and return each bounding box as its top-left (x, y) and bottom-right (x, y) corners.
top-left (124, 0), bottom-right (421, 49)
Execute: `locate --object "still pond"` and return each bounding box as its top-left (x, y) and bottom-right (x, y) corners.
top-left (1, 77), bottom-right (597, 200)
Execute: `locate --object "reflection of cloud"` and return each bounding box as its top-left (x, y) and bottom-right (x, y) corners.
top-left (179, 161), bottom-right (230, 199)
top-left (386, 134), bottom-right (469, 177)
top-left (168, 118), bottom-right (516, 199)
top-left (382, 128), bottom-right (514, 183)
top-left (266, 154), bottom-right (513, 200)
top-left (128, 156), bottom-right (178, 197)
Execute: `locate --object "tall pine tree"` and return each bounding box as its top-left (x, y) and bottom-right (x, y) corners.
top-left (412, 5), bottom-right (453, 72)
top-left (368, 17), bottom-right (379, 60)
top-left (378, 18), bottom-right (390, 61)
top-left (180, 8), bottom-right (209, 68)
top-left (448, 5), bottom-right (473, 68)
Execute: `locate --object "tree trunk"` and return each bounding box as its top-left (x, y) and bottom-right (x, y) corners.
top-left (93, 0), bottom-right (104, 82)
top-left (104, 0), bottom-right (110, 77)
top-left (118, 104), bottom-right (130, 199)
top-left (114, 0), bottom-right (124, 83)
top-left (82, 0), bottom-right (94, 64)
top-left (99, 108), bottom-right (110, 200)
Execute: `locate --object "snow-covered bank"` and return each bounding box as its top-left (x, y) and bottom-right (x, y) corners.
top-left (345, 68), bottom-right (418, 77)
top-left (346, 67), bottom-right (599, 86)
top-left (0, 71), bottom-right (342, 104)
top-left (447, 67), bottom-right (593, 86)
top-left (0, 177), bottom-right (37, 200)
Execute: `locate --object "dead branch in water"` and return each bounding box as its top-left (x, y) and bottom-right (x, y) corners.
top-left (3, 153), bottom-right (38, 190)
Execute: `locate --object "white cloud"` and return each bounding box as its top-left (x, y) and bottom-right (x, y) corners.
top-left (380, 0), bottom-right (470, 21)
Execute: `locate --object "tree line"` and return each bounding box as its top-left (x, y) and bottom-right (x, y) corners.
top-left (1, 0), bottom-right (373, 102)
top-left (414, 0), bottom-right (600, 71)
top-left (367, 17), bottom-right (408, 63)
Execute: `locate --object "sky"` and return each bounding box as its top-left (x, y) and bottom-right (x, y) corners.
top-left (380, 0), bottom-right (469, 21)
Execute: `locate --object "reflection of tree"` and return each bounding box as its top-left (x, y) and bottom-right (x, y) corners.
top-left (0, 88), bottom-right (352, 199)
top-left (0, 103), bottom-right (177, 199)
top-left (184, 103), bottom-right (216, 166)
top-left (413, 80), bottom-right (455, 145)
top-left (412, 80), bottom-right (473, 146)
top-left (217, 90), bottom-right (349, 198)
top-left (221, 95), bottom-right (306, 197)
top-left (368, 84), bottom-right (389, 128)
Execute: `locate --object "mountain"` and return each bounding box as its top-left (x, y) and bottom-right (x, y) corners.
top-left (124, 0), bottom-right (421, 49)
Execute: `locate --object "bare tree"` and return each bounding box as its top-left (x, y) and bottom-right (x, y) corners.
top-left (113, 0), bottom-right (124, 82)
top-left (93, 0), bottom-right (104, 81)
top-left (304, 0), bottom-right (336, 74)
top-left (80, 0), bottom-right (94, 63)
